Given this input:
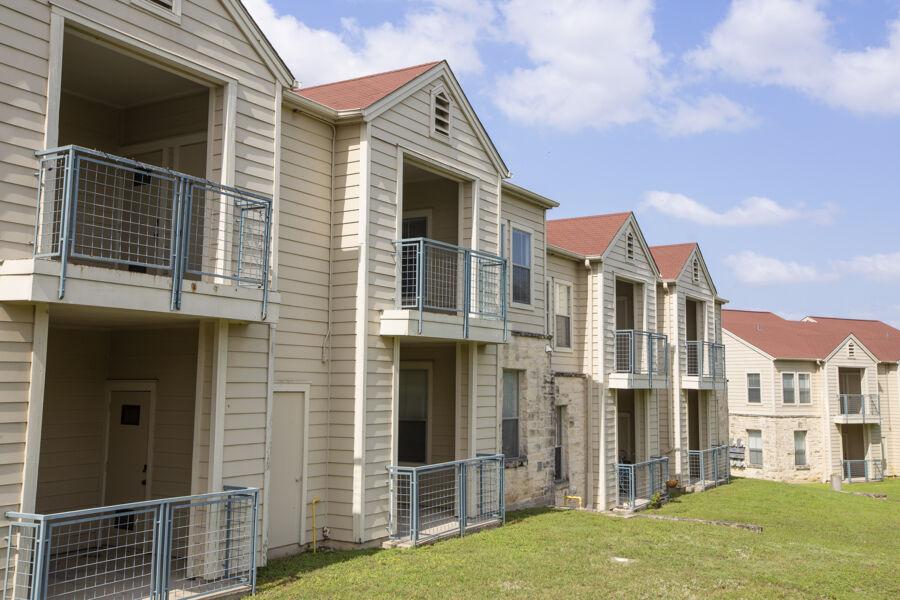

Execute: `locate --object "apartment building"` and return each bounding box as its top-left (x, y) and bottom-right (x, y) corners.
top-left (513, 214), bottom-right (732, 512)
top-left (724, 310), bottom-right (900, 483)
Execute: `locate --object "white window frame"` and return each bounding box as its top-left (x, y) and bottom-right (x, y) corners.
top-left (748, 429), bottom-right (763, 467)
top-left (794, 430), bottom-right (807, 467)
top-left (510, 226), bottom-right (534, 309)
top-left (430, 85), bottom-right (452, 140)
top-left (747, 373), bottom-right (761, 403)
top-left (554, 280), bottom-right (573, 351)
top-left (131, 0), bottom-right (183, 23)
top-left (798, 372), bottom-right (812, 404)
top-left (782, 372), bottom-right (796, 404)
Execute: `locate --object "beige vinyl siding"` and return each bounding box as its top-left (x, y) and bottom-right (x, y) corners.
top-left (274, 107), bottom-right (333, 543)
top-left (672, 250), bottom-right (717, 377)
top-left (0, 305), bottom-right (34, 524)
top-left (548, 252), bottom-right (584, 373)
top-left (724, 330), bottom-right (775, 415)
top-left (323, 122), bottom-right (362, 541)
top-left (0, 0), bottom-right (281, 260)
top-left (878, 363), bottom-right (899, 476)
top-left (773, 360), bottom-right (820, 414)
top-left (502, 193), bottom-right (546, 333)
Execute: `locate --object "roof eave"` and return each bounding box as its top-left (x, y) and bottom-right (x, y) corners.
top-left (502, 181), bottom-right (560, 208)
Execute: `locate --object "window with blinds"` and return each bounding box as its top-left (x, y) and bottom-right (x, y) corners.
top-left (748, 430), bottom-right (763, 466)
top-left (794, 430), bottom-right (807, 467)
top-left (555, 282), bottom-right (572, 349)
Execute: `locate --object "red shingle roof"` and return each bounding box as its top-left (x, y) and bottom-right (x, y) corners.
top-left (723, 309), bottom-right (900, 362)
top-left (650, 243), bottom-right (697, 280)
top-left (547, 212), bottom-right (631, 257)
top-left (293, 62), bottom-right (441, 111)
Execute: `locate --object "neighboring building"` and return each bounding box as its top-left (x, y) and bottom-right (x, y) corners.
top-left (723, 310), bottom-right (900, 483)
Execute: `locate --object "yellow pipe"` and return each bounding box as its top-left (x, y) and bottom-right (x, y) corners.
top-left (565, 495), bottom-right (583, 509)
top-left (310, 497), bottom-right (321, 553)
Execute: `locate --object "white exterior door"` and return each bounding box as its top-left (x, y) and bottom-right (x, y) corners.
top-left (105, 383), bottom-right (155, 505)
top-left (269, 390), bottom-right (306, 553)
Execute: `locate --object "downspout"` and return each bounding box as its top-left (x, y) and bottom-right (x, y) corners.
top-left (584, 258), bottom-right (594, 509)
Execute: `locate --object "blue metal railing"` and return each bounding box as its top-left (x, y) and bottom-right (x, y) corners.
top-left (387, 454), bottom-right (505, 545)
top-left (842, 459), bottom-right (884, 482)
top-left (33, 146), bottom-right (273, 318)
top-left (614, 330), bottom-right (668, 383)
top-left (837, 394), bottom-right (880, 424)
top-left (616, 456), bottom-right (669, 509)
top-left (684, 341), bottom-right (726, 380)
top-left (3, 488), bottom-right (259, 600)
top-left (396, 238), bottom-right (507, 338)
top-left (687, 445), bottom-right (730, 488)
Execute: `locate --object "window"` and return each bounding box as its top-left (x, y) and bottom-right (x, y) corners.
top-left (798, 373), bottom-right (811, 404)
top-left (748, 430), bottom-right (763, 466)
top-left (511, 229), bottom-right (532, 305)
top-left (502, 370), bottom-right (520, 459)
top-left (692, 258), bottom-right (700, 283)
top-left (782, 373), bottom-right (795, 404)
top-left (794, 431), bottom-right (807, 467)
top-left (398, 369), bottom-right (428, 464)
top-left (626, 232), bottom-right (634, 260)
top-left (747, 373), bottom-right (761, 403)
top-left (554, 405), bottom-right (565, 481)
top-left (555, 282), bottom-right (572, 349)
top-left (432, 89), bottom-right (451, 137)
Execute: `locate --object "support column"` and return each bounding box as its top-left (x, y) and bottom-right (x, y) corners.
top-left (468, 342), bottom-right (478, 457)
top-left (20, 304), bottom-right (49, 514)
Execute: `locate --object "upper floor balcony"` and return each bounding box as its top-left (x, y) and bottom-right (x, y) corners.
top-left (609, 330), bottom-right (668, 389)
top-left (835, 394), bottom-right (880, 425)
top-left (682, 341), bottom-right (726, 390)
top-left (379, 238), bottom-right (507, 343)
top-left (0, 146), bottom-right (274, 322)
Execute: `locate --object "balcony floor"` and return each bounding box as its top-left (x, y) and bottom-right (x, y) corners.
top-left (607, 372), bottom-right (669, 390)
top-left (380, 308), bottom-right (505, 343)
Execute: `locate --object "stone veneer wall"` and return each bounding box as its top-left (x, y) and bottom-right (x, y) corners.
top-left (729, 414), bottom-right (826, 482)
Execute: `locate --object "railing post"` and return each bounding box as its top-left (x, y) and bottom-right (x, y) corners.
top-left (458, 462), bottom-right (467, 537)
top-left (417, 240), bottom-right (425, 334)
top-left (410, 470), bottom-right (419, 545)
top-left (56, 148), bottom-right (78, 299)
top-left (29, 520), bottom-right (49, 600)
top-left (169, 177), bottom-right (186, 311)
top-left (498, 457), bottom-right (506, 523)
top-left (260, 202), bottom-right (273, 320)
top-left (463, 249), bottom-right (471, 339)
top-left (250, 490), bottom-right (259, 594)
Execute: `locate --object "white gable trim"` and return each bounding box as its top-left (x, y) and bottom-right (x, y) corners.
top-left (600, 214), bottom-right (660, 278)
top-left (363, 63), bottom-right (510, 177)
top-left (824, 334), bottom-right (879, 364)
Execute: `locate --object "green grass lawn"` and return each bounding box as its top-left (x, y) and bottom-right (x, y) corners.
top-left (257, 478), bottom-right (900, 599)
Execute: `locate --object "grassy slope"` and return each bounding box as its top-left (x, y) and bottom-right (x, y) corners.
top-left (257, 478), bottom-right (900, 599)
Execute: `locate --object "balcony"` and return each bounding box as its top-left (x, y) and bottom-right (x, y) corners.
top-left (686, 445), bottom-right (731, 490)
top-left (682, 341), bottom-right (726, 390)
top-left (835, 394), bottom-right (881, 425)
top-left (379, 238), bottom-right (507, 343)
top-left (842, 459), bottom-right (884, 482)
top-left (616, 457), bottom-right (669, 510)
top-left (4, 488), bottom-right (259, 600)
top-left (0, 146), bottom-right (274, 321)
top-left (608, 330), bottom-right (668, 389)
top-left (386, 455), bottom-right (505, 546)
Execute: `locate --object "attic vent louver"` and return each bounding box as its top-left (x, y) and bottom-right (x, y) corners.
top-left (432, 89), bottom-right (451, 137)
top-left (692, 258), bottom-right (700, 282)
top-left (626, 232), bottom-right (634, 260)
top-left (848, 342), bottom-right (855, 358)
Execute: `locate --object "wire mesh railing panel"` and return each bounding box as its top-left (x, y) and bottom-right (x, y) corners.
top-left (684, 342), bottom-right (726, 379)
top-left (185, 183), bottom-right (270, 287)
top-left (465, 456), bottom-right (503, 528)
top-left (387, 455), bottom-right (504, 545)
top-left (615, 331), bottom-right (668, 377)
top-left (687, 446), bottom-right (730, 488)
top-left (616, 457), bottom-right (669, 509)
top-left (842, 459), bottom-right (884, 481)
top-left (395, 239), bottom-right (507, 334)
top-left (685, 342), bottom-right (700, 376)
top-left (3, 489), bottom-right (258, 600)
top-left (838, 394), bottom-right (880, 420)
top-left (32, 146), bottom-right (272, 316)
top-left (2, 522), bottom-right (38, 600)
top-left (167, 490), bottom-right (257, 598)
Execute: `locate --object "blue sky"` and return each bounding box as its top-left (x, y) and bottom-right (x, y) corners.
top-left (249, 0), bottom-right (900, 324)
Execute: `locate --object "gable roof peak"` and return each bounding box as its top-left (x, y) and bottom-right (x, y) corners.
top-left (546, 212), bottom-right (633, 257)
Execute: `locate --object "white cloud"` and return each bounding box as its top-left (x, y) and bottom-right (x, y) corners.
top-left (724, 251), bottom-right (832, 284)
top-left (244, 0), bottom-right (495, 86)
top-left (689, 0), bottom-right (900, 115)
top-left (834, 253), bottom-right (900, 282)
top-left (641, 191), bottom-right (836, 226)
top-left (660, 94), bottom-right (758, 136)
